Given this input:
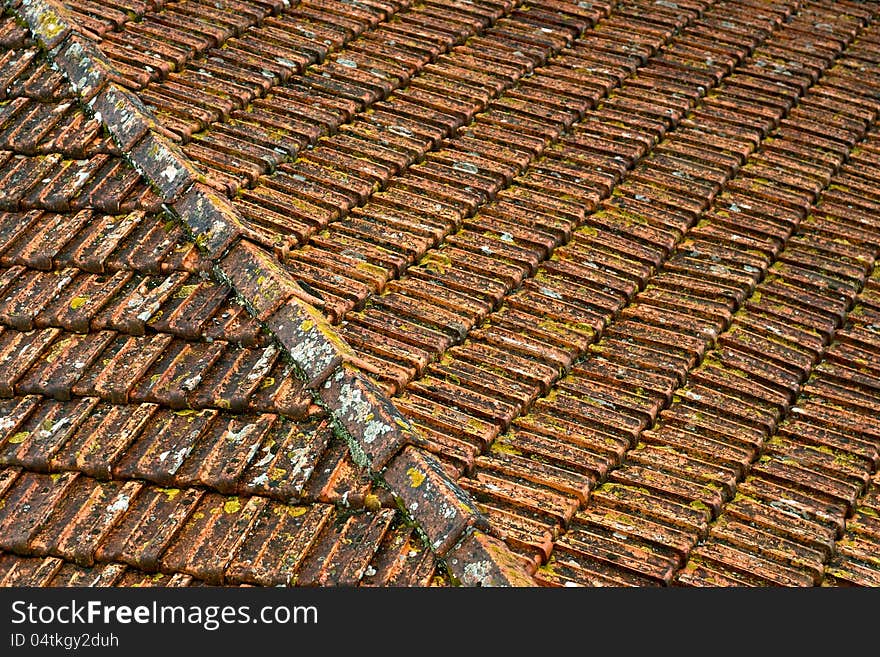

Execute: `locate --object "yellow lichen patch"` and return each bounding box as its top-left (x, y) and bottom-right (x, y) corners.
top-left (457, 500), bottom-right (477, 515)
top-left (465, 417), bottom-right (486, 434)
top-left (491, 441), bottom-right (522, 457)
top-left (224, 499), bottom-right (242, 514)
top-left (578, 224), bottom-right (598, 237)
top-left (69, 296), bottom-right (89, 310)
top-left (364, 494), bottom-right (381, 511)
top-left (8, 431), bottom-right (29, 444)
top-left (354, 260), bottom-right (385, 279)
top-left (420, 251), bottom-right (452, 274)
top-left (44, 336), bottom-right (73, 363)
top-left (158, 488), bottom-right (181, 501)
top-left (406, 467), bottom-right (426, 488)
top-left (37, 11), bottom-right (65, 40)
top-left (174, 284), bottom-right (199, 299)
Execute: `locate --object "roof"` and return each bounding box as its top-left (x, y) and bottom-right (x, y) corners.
top-left (0, 0), bottom-right (878, 587)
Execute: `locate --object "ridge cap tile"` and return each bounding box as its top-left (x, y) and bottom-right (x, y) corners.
top-left (17, 0), bottom-right (70, 50)
top-left (8, 0), bottom-right (519, 584)
top-left (445, 529), bottom-right (539, 587)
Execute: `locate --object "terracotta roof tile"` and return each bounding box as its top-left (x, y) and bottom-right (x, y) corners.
top-left (557, 524), bottom-right (682, 585)
top-left (0, 553), bottom-right (64, 587)
top-left (685, 541), bottom-right (818, 586)
top-left (300, 434), bottom-right (374, 505)
top-left (237, 416), bottom-right (332, 500)
top-left (93, 484), bottom-right (204, 572)
top-left (129, 339), bottom-right (227, 408)
top-left (15, 332), bottom-right (116, 400)
top-left (157, 492), bottom-right (267, 583)
top-left (116, 570), bottom-right (196, 587)
top-left (0, 470), bottom-right (80, 553)
top-left (360, 524), bottom-right (438, 587)
top-left (46, 560), bottom-right (126, 587)
top-left (293, 507), bottom-right (398, 585)
top-left (48, 402), bottom-right (152, 478)
top-left (0, 464), bottom-right (20, 496)
top-left (241, 356), bottom-right (312, 415)
top-left (225, 501), bottom-right (334, 586)
top-left (0, 327), bottom-right (60, 396)
top-left (110, 407), bottom-right (218, 484)
top-left (28, 477), bottom-right (143, 566)
top-left (383, 444), bottom-right (486, 553)
top-left (536, 547), bottom-right (663, 587)
top-left (0, 396), bottom-right (98, 470)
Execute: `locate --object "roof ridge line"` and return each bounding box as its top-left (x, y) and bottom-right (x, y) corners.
top-left (8, 0), bottom-right (536, 586)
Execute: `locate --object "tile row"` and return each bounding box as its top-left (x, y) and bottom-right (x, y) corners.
top-left (0, 96), bottom-right (118, 158)
top-left (0, 322), bottom-right (319, 415)
top-left (0, 43), bottom-right (75, 102)
top-left (1, 551), bottom-right (196, 587)
top-left (61, 0), bottom-right (171, 40)
top-left (0, 151), bottom-right (162, 214)
top-left (0, 259), bottom-right (269, 340)
top-left (0, 210), bottom-right (219, 275)
top-left (0, 401), bottom-right (371, 503)
top-left (0, 469), bottom-right (438, 585)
